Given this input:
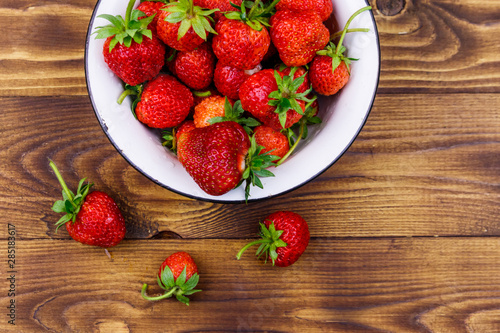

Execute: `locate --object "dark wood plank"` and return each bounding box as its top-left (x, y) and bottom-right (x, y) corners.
top-left (2, 0), bottom-right (500, 96)
top-left (373, 0), bottom-right (500, 93)
top-left (1, 238), bottom-right (500, 332)
top-left (1, 93), bottom-right (499, 239)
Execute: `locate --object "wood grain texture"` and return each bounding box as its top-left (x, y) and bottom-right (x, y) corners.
top-left (1, 93), bottom-right (498, 240)
top-left (2, 0), bottom-right (500, 96)
top-left (2, 0), bottom-right (500, 331)
top-left (1, 238), bottom-right (500, 332)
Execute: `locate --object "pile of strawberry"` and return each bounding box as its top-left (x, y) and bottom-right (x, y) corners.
top-left (93, 0), bottom-right (371, 200)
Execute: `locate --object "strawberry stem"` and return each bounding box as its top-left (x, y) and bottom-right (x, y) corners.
top-left (141, 283), bottom-right (178, 301)
top-left (330, 28), bottom-right (370, 41)
top-left (49, 159), bottom-right (76, 206)
top-left (236, 239), bottom-right (270, 260)
top-left (276, 119), bottom-right (306, 166)
top-left (336, 6), bottom-right (371, 56)
top-left (125, 0), bottom-right (136, 24)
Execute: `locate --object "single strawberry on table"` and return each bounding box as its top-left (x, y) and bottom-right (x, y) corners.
top-left (236, 211), bottom-right (310, 267)
top-left (93, 0), bottom-right (165, 86)
top-left (157, 0), bottom-right (218, 52)
top-left (49, 160), bottom-right (126, 248)
top-left (141, 251), bottom-right (201, 305)
top-left (212, 0), bottom-right (278, 70)
top-left (270, 9), bottom-right (330, 67)
top-left (309, 6), bottom-right (371, 96)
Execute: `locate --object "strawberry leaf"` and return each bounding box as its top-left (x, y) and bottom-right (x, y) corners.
top-left (182, 273), bottom-right (200, 291)
top-left (236, 221), bottom-right (288, 265)
top-left (93, 0), bottom-right (155, 52)
top-left (175, 294), bottom-right (191, 305)
top-left (175, 266), bottom-right (187, 287)
top-left (160, 265), bottom-right (176, 289)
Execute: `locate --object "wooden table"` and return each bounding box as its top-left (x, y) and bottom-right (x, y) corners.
top-left (2, 0), bottom-right (500, 331)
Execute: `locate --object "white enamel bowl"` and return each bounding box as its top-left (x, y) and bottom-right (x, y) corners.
top-left (85, 0), bottom-right (380, 203)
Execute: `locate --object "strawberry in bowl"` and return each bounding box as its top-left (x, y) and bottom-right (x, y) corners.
top-left (85, 0), bottom-right (380, 203)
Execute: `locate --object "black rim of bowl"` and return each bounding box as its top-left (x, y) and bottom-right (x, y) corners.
top-left (84, 0), bottom-right (381, 204)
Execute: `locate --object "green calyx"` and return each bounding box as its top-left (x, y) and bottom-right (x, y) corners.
top-left (236, 221), bottom-right (287, 265)
top-left (141, 265), bottom-right (201, 306)
top-left (163, 0), bottom-right (219, 41)
top-left (93, 0), bottom-right (155, 52)
top-left (276, 96), bottom-right (321, 166)
top-left (268, 66), bottom-right (315, 129)
top-left (161, 127), bottom-right (177, 152)
top-left (242, 135), bottom-right (280, 202)
top-left (117, 83), bottom-right (143, 118)
top-left (208, 97), bottom-right (261, 134)
top-left (49, 159), bottom-right (93, 231)
top-left (318, 5), bottom-right (372, 74)
top-left (225, 0), bottom-right (279, 31)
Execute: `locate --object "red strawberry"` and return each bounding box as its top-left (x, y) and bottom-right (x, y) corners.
top-left (212, 1), bottom-right (275, 70)
top-left (49, 160), bottom-right (126, 248)
top-left (141, 252), bottom-right (201, 305)
top-left (239, 67), bottom-right (313, 130)
top-left (177, 121), bottom-right (277, 199)
top-left (94, 0), bottom-right (165, 86)
top-left (137, 1), bottom-right (167, 35)
top-left (310, 57), bottom-right (350, 96)
top-left (194, 0), bottom-right (242, 21)
top-left (276, 0), bottom-right (332, 22)
top-left (236, 211), bottom-right (310, 267)
top-left (157, 0), bottom-right (218, 52)
top-left (177, 121), bottom-right (250, 196)
top-left (254, 125), bottom-right (289, 159)
top-left (310, 6), bottom-right (372, 96)
top-left (213, 62), bottom-right (261, 100)
top-left (167, 42), bottom-right (216, 90)
top-left (270, 10), bottom-right (329, 67)
top-left (135, 74), bottom-right (194, 128)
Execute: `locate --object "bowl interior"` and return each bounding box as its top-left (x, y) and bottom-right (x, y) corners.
top-left (85, 0), bottom-right (380, 203)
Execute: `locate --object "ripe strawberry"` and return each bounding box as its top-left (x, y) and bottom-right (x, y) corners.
top-left (310, 6), bottom-right (372, 96)
top-left (137, 0), bottom-right (168, 35)
top-left (141, 252), bottom-right (201, 305)
top-left (213, 62), bottom-right (261, 100)
top-left (167, 42), bottom-right (216, 90)
top-left (193, 95), bottom-right (229, 128)
top-left (49, 160), bottom-right (126, 248)
top-left (94, 0), bottom-right (165, 86)
top-left (157, 0), bottom-right (218, 52)
top-left (270, 10), bottom-right (329, 67)
top-left (238, 66), bottom-right (314, 130)
top-left (194, 96), bottom-right (260, 130)
top-left (212, 0), bottom-right (277, 70)
top-left (194, 0), bottom-right (243, 21)
top-left (177, 121), bottom-right (277, 199)
top-left (236, 211), bottom-right (310, 267)
top-left (135, 74), bottom-right (194, 128)
top-left (276, 0), bottom-right (332, 22)
top-left (254, 125), bottom-right (289, 159)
